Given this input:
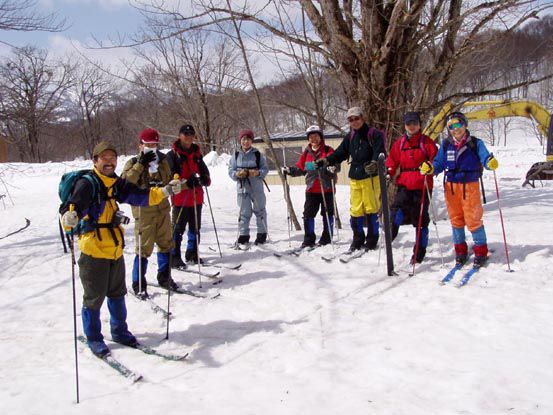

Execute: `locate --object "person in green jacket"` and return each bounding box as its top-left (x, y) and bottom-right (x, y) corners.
top-left (121, 128), bottom-right (178, 297)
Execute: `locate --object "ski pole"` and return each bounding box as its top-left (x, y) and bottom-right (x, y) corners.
top-left (138, 206), bottom-right (143, 295)
top-left (330, 174), bottom-right (341, 239)
top-left (316, 168), bottom-right (335, 252)
top-left (191, 174), bottom-right (203, 288)
top-left (59, 219), bottom-right (68, 253)
top-left (165, 173), bottom-right (182, 341)
top-left (411, 177), bottom-right (427, 277)
top-left (370, 176), bottom-right (384, 265)
top-left (493, 169), bottom-right (513, 272)
top-left (284, 173), bottom-right (292, 247)
top-left (425, 182), bottom-right (445, 267)
top-left (203, 185), bottom-right (221, 258)
top-left (68, 206), bottom-right (80, 404)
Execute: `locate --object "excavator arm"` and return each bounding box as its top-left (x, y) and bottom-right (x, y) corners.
top-left (424, 100), bottom-right (553, 187)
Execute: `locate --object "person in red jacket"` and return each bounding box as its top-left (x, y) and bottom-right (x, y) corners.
top-left (167, 124), bottom-right (211, 266)
top-left (283, 125), bottom-right (338, 247)
top-left (386, 112), bottom-right (438, 264)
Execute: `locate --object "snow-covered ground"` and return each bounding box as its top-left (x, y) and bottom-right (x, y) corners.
top-left (1, 135), bottom-right (552, 414)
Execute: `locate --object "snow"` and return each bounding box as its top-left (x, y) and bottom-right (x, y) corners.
top-left (1, 136), bottom-right (552, 414)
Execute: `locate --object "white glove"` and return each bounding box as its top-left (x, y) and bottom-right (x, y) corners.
top-left (326, 166), bottom-right (336, 173)
top-left (61, 210), bottom-right (78, 228)
top-left (162, 179), bottom-right (182, 197)
top-left (282, 166), bottom-right (290, 175)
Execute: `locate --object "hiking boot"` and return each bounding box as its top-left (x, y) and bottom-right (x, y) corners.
top-left (185, 249), bottom-right (204, 264)
top-left (473, 255), bottom-right (488, 268)
top-left (455, 254), bottom-right (468, 266)
top-left (254, 232), bottom-right (267, 245)
top-left (88, 340), bottom-right (110, 357)
top-left (132, 277), bottom-right (148, 297)
top-left (171, 255), bottom-right (186, 269)
top-left (158, 278), bottom-right (178, 291)
top-left (237, 235), bottom-right (250, 245)
top-left (301, 240), bottom-right (316, 249)
top-left (318, 230), bottom-right (331, 246)
top-left (349, 240), bottom-right (365, 251)
top-left (410, 247), bottom-right (426, 265)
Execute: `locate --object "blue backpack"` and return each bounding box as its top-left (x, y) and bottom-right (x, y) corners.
top-left (58, 170), bottom-right (99, 205)
top-left (58, 170), bottom-right (102, 237)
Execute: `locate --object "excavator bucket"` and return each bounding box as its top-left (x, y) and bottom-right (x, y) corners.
top-left (523, 161), bottom-right (553, 187)
top-left (523, 115), bottom-right (553, 187)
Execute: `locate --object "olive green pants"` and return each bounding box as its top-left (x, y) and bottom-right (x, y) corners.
top-left (78, 254), bottom-right (126, 310)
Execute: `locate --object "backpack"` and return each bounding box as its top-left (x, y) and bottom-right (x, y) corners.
top-left (349, 127), bottom-right (388, 149)
top-left (58, 170), bottom-right (99, 206)
top-left (58, 169), bottom-right (105, 236)
top-left (442, 136), bottom-right (486, 203)
top-left (235, 149), bottom-right (261, 168)
top-left (399, 134), bottom-right (429, 160)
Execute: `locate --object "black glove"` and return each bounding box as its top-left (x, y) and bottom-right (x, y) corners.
top-left (138, 150), bottom-right (156, 167)
top-left (199, 175), bottom-right (210, 186)
top-left (314, 158), bottom-right (329, 170)
top-left (186, 175), bottom-right (200, 188)
top-left (364, 161), bottom-right (378, 175)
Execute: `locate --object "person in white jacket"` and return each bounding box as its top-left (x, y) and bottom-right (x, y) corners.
top-left (228, 129), bottom-right (269, 246)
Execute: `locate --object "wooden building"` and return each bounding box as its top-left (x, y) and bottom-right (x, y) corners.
top-left (252, 127), bottom-right (350, 186)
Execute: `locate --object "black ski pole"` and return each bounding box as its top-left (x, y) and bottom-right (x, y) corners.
top-left (59, 218), bottom-right (68, 254)
top-left (192, 174), bottom-right (202, 288)
top-left (68, 207), bottom-right (80, 404)
top-left (203, 185), bottom-right (221, 258)
top-left (377, 153), bottom-right (394, 276)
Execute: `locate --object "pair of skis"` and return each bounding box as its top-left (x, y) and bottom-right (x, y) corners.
top-left (440, 263), bottom-right (482, 287)
top-left (77, 335), bottom-right (188, 382)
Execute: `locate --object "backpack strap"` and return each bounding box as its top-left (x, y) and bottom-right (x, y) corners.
top-left (236, 149), bottom-right (261, 169)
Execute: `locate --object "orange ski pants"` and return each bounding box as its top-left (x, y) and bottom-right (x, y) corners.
top-left (444, 181), bottom-right (483, 232)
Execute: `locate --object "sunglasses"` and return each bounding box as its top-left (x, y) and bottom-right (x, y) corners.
top-left (182, 132), bottom-right (195, 136)
top-left (447, 122), bottom-right (463, 130)
top-left (348, 116), bottom-right (361, 122)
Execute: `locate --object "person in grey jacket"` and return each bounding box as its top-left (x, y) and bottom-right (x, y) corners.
top-left (228, 129), bottom-right (269, 246)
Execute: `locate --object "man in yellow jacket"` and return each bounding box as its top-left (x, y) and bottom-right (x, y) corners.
top-left (60, 141), bottom-right (184, 357)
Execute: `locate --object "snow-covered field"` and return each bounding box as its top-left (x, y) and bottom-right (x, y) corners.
top-left (1, 136), bottom-right (552, 414)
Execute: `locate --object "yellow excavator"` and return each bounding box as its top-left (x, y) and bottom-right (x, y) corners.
top-left (423, 100), bottom-right (553, 187)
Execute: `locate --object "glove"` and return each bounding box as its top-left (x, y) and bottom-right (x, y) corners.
top-left (419, 161), bottom-right (434, 175)
top-left (314, 158), bottom-right (329, 169)
top-left (186, 175), bottom-right (200, 188)
top-left (282, 166), bottom-right (291, 176)
top-left (236, 169), bottom-right (249, 179)
top-left (486, 156), bottom-right (499, 170)
top-left (162, 179), bottom-right (182, 197)
top-left (138, 150), bottom-right (156, 167)
top-left (248, 169), bottom-right (260, 177)
top-left (363, 161), bottom-right (378, 175)
top-left (327, 166), bottom-right (336, 174)
top-left (61, 210), bottom-right (79, 229)
top-left (199, 175), bottom-right (210, 186)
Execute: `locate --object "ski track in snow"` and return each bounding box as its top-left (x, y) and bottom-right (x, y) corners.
top-left (1, 144), bottom-right (553, 414)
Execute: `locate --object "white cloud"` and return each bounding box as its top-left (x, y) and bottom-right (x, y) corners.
top-left (48, 34), bottom-right (137, 73)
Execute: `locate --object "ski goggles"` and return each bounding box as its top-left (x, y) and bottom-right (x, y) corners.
top-left (447, 121), bottom-right (464, 130)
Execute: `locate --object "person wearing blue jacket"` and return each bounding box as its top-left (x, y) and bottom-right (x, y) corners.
top-left (228, 129), bottom-right (269, 246)
top-left (420, 112), bottom-right (499, 267)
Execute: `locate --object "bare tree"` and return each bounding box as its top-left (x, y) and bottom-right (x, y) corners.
top-left (0, 0), bottom-right (65, 36)
top-left (123, 0), bottom-right (553, 141)
top-left (0, 46), bottom-right (74, 162)
top-left (130, 23), bottom-right (248, 151)
top-left (69, 59), bottom-right (120, 157)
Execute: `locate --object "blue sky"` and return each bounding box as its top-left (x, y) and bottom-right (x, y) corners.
top-left (2, 0), bottom-right (143, 50)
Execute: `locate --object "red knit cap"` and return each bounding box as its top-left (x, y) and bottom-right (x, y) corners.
top-left (139, 128), bottom-right (160, 144)
top-left (239, 129), bottom-right (254, 140)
